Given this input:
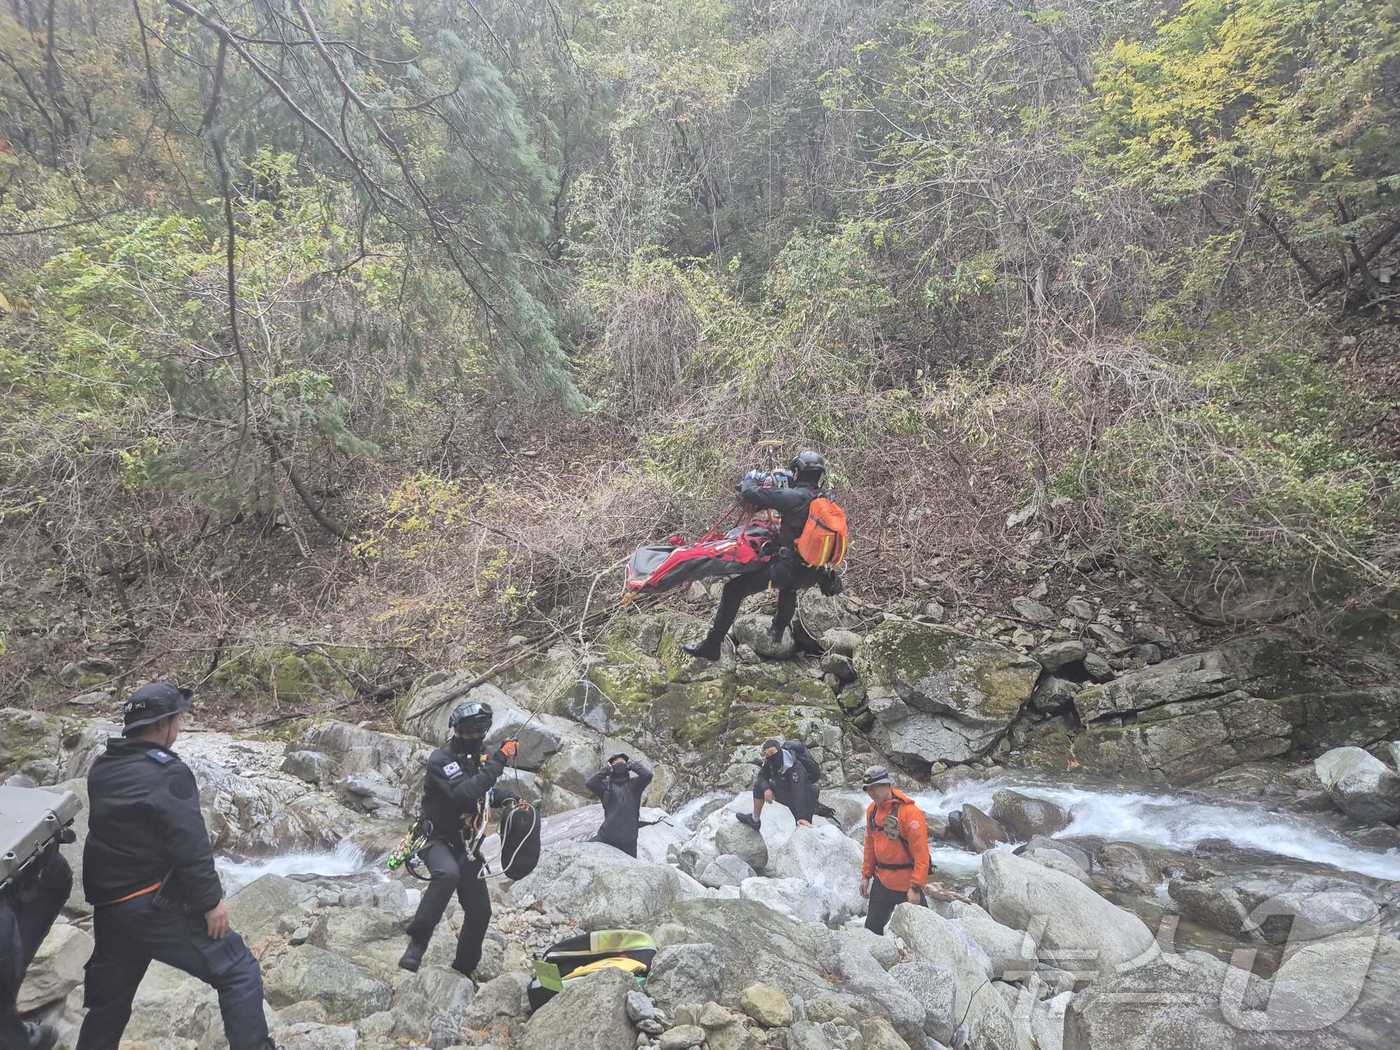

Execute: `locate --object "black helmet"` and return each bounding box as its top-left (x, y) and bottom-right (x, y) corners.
top-left (790, 450), bottom-right (826, 483)
top-left (448, 700), bottom-right (493, 737)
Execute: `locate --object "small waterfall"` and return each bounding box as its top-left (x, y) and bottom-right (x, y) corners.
top-left (217, 839), bottom-right (370, 895)
top-left (915, 777), bottom-right (1400, 881)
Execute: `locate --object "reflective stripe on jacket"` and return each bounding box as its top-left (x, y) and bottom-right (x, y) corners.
top-left (861, 789), bottom-right (930, 892)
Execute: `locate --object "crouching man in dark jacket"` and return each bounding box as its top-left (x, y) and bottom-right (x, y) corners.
top-left (586, 754), bottom-right (653, 857)
top-left (738, 738), bottom-right (834, 831)
top-left (76, 682), bottom-right (273, 1050)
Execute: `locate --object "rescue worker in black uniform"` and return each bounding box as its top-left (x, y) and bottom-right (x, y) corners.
top-left (738, 738), bottom-right (822, 831)
top-left (683, 450), bottom-right (839, 660)
top-left (0, 793), bottom-right (74, 1050)
top-left (585, 753), bottom-right (654, 857)
top-left (76, 682), bottom-right (273, 1050)
top-left (398, 699), bottom-right (518, 977)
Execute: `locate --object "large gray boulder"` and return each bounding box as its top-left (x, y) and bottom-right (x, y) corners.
top-left (829, 936), bottom-right (926, 1044)
top-left (1064, 936), bottom-right (1400, 1050)
top-left (990, 790), bottom-right (1072, 840)
top-left (766, 824), bottom-right (865, 924)
top-left (653, 899), bottom-right (898, 1031)
top-left (715, 817), bottom-right (770, 871)
top-left (272, 1022), bottom-right (359, 1049)
top-left (509, 842), bottom-right (704, 928)
top-left (675, 793), bottom-right (796, 876)
top-left (979, 851), bottom-right (1158, 977)
top-left (887, 904), bottom-right (1027, 1050)
top-left (16, 922), bottom-right (90, 1012)
top-left (1019, 638), bottom-right (1400, 785)
top-left (388, 966), bottom-right (475, 1042)
top-left (887, 959), bottom-right (957, 1044)
top-left (124, 960), bottom-right (276, 1045)
top-left (646, 943), bottom-right (726, 1009)
top-left (521, 965), bottom-right (636, 1050)
top-left (1168, 873), bottom-right (1382, 945)
top-left (941, 901), bottom-right (1033, 979)
top-left (856, 621), bottom-right (1041, 771)
top-left (188, 755), bottom-right (362, 854)
top-left (739, 876), bottom-right (827, 926)
top-left (456, 971), bottom-right (531, 1046)
top-left (299, 720), bottom-right (425, 786)
top-left (263, 945), bottom-right (392, 1021)
top-left (227, 874), bottom-right (316, 941)
top-left (1314, 747), bottom-right (1400, 824)
top-left (699, 853), bottom-right (757, 888)
top-left (307, 904), bottom-right (455, 978)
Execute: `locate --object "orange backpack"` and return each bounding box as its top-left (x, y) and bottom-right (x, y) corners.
top-left (795, 496), bottom-right (848, 567)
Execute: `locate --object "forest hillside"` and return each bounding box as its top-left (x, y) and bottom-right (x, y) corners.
top-left (2, 0), bottom-right (1399, 717)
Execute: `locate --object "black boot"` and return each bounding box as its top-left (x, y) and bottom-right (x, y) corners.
top-left (398, 938), bottom-right (427, 973)
top-left (736, 813), bottom-right (761, 831)
top-left (682, 638), bottom-right (722, 660)
top-left (24, 1022), bottom-right (58, 1050)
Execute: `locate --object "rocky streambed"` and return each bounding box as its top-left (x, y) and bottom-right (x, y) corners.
top-left (7, 590), bottom-right (1400, 1050)
top-left (9, 703), bottom-right (1400, 1050)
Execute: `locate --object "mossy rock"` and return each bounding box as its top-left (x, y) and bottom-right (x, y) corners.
top-left (0, 707), bottom-right (65, 780)
top-left (205, 645), bottom-right (362, 706)
top-left (857, 620), bottom-right (1041, 726)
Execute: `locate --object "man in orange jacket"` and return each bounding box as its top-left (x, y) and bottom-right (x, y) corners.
top-left (859, 765), bottom-right (930, 934)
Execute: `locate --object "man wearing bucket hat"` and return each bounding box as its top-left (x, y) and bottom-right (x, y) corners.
top-left (859, 765), bottom-right (931, 935)
top-left (75, 682), bottom-right (274, 1050)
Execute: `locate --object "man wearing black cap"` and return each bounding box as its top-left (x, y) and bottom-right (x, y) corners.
top-left (738, 739), bottom-right (826, 831)
top-left (585, 753), bottom-right (653, 857)
top-left (75, 682), bottom-right (273, 1050)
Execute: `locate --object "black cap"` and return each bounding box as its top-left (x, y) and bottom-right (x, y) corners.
top-left (607, 753), bottom-right (630, 764)
top-left (123, 681), bottom-right (194, 734)
top-left (762, 738), bottom-right (782, 753)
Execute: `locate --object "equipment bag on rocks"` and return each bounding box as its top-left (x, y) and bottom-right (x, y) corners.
top-left (527, 929), bottom-right (657, 1011)
top-left (495, 793), bottom-right (541, 880)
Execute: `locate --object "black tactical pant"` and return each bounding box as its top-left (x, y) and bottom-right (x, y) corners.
top-left (702, 552), bottom-right (820, 648)
top-left (75, 894), bottom-right (268, 1050)
top-left (864, 875), bottom-right (926, 936)
top-left (405, 841), bottom-right (491, 975)
top-left (0, 850), bottom-right (71, 1047)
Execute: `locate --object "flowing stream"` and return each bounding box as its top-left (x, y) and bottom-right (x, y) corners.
top-left (214, 780), bottom-right (1400, 892)
top-left (914, 776), bottom-right (1400, 882)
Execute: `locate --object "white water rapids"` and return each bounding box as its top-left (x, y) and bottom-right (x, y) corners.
top-left (916, 777), bottom-right (1400, 882)
top-left (215, 780), bottom-right (1400, 888)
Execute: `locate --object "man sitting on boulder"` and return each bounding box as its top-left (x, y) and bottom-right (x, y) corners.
top-left (682, 450), bottom-right (844, 660)
top-left (585, 753), bottom-right (653, 857)
top-left (858, 765), bottom-right (931, 935)
top-left (738, 739), bottom-right (835, 831)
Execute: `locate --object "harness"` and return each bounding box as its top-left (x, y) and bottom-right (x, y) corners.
top-left (868, 798), bottom-right (915, 871)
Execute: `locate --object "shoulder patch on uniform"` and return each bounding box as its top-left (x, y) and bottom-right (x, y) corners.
top-left (442, 760), bottom-right (464, 779)
top-left (147, 749), bottom-right (174, 765)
